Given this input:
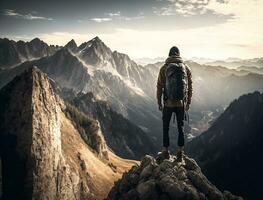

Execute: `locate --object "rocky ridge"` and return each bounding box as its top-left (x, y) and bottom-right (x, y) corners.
top-left (107, 155), bottom-right (243, 200)
top-left (0, 38), bottom-right (59, 69)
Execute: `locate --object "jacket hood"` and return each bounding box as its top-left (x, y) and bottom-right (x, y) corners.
top-left (165, 55), bottom-right (183, 64)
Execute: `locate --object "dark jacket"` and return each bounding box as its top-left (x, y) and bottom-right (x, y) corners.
top-left (156, 55), bottom-right (193, 107)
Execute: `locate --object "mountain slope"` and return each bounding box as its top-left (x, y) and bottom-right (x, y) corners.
top-left (70, 92), bottom-right (157, 159)
top-left (186, 91), bottom-right (263, 200)
top-left (107, 155), bottom-right (243, 200)
top-left (0, 67), bottom-right (136, 200)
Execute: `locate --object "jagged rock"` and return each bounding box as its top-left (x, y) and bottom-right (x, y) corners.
top-left (136, 179), bottom-right (158, 200)
top-left (65, 39), bottom-right (78, 53)
top-left (106, 155), bottom-right (243, 200)
top-left (0, 38), bottom-right (58, 68)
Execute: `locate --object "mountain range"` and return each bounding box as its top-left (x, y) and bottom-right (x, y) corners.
top-left (0, 38), bottom-right (59, 69)
top-left (0, 37), bottom-right (263, 146)
top-left (206, 57), bottom-right (263, 69)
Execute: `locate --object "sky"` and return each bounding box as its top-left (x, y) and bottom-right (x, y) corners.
top-left (0, 0), bottom-right (263, 60)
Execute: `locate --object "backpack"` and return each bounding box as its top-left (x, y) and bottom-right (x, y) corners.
top-left (164, 63), bottom-right (188, 101)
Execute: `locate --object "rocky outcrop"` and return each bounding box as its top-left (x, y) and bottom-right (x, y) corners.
top-left (0, 66), bottom-right (86, 199)
top-left (107, 155), bottom-right (243, 200)
top-left (0, 67), bottom-right (137, 200)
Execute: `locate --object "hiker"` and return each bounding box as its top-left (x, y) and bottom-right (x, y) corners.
top-left (156, 46), bottom-right (193, 162)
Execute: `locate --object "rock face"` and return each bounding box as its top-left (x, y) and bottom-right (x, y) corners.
top-left (0, 66), bottom-right (70, 199)
top-left (0, 67), bottom-right (137, 200)
top-left (107, 155), bottom-right (243, 200)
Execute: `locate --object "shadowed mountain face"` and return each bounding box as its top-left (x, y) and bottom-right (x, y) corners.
top-left (0, 38), bottom-right (59, 69)
top-left (70, 92), bottom-right (157, 159)
top-left (0, 67), bottom-right (137, 200)
top-left (107, 154), bottom-right (243, 200)
top-left (187, 91), bottom-right (263, 200)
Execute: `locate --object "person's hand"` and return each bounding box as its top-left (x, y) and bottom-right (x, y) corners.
top-left (158, 104), bottom-right (163, 111)
top-left (185, 103), bottom-right (190, 111)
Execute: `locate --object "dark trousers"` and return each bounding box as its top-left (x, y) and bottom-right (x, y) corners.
top-left (162, 106), bottom-right (185, 147)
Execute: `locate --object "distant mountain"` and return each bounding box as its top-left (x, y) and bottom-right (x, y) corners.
top-left (0, 38), bottom-right (59, 69)
top-left (185, 61), bottom-right (263, 109)
top-left (107, 154), bottom-right (243, 200)
top-left (237, 65), bottom-right (263, 75)
top-left (187, 91), bottom-right (263, 200)
top-left (206, 57), bottom-right (263, 69)
top-left (134, 56), bottom-right (166, 65)
top-left (188, 57), bottom-right (218, 64)
top-left (0, 67), bottom-right (136, 199)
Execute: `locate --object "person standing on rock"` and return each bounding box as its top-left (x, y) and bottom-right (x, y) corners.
top-left (156, 46), bottom-right (193, 162)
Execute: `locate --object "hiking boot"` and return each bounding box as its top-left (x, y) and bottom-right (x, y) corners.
top-left (162, 150), bottom-right (170, 160)
top-left (176, 149), bottom-right (184, 162)
top-left (156, 150), bottom-right (170, 164)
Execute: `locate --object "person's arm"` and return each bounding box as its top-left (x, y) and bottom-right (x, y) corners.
top-left (157, 66), bottom-right (165, 110)
top-left (186, 65), bottom-right (193, 110)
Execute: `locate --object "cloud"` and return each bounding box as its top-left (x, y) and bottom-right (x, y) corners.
top-left (119, 15), bottom-right (145, 21)
top-left (90, 11), bottom-right (145, 23)
top-left (90, 17), bottom-right (112, 23)
top-left (2, 9), bottom-right (53, 20)
top-left (12, 0), bottom-right (263, 60)
top-left (108, 11), bottom-right (121, 17)
top-left (154, 0), bottom-right (211, 17)
top-left (153, 0), bottom-right (239, 17)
